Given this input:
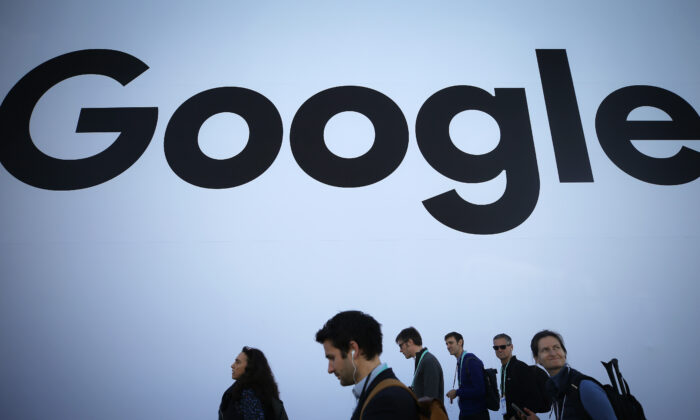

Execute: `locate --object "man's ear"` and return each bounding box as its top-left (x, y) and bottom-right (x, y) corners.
top-left (348, 340), bottom-right (360, 359)
top-left (458, 339), bottom-right (464, 347)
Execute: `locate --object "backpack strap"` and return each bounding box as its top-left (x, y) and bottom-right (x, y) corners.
top-left (567, 372), bottom-right (603, 420)
top-left (464, 355), bottom-right (475, 375)
top-left (601, 359), bottom-right (621, 394)
top-left (360, 378), bottom-right (413, 420)
top-left (611, 358), bottom-right (631, 396)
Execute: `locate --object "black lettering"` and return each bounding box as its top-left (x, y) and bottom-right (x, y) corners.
top-left (536, 49), bottom-right (593, 182)
top-left (596, 85), bottom-right (700, 185)
top-left (0, 49), bottom-right (157, 190)
top-left (164, 87), bottom-right (282, 188)
top-left (416, 86), bottom-right (540, 234)
top-left (290, 86), bottom-right (408, 187)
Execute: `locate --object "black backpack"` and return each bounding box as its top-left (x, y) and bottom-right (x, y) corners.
top-left (464, 356), bottom-right (500, 411)
top-left (573, 359), bottom-right (646, 420)
top-left (599, 359), bottom-right (646, 420)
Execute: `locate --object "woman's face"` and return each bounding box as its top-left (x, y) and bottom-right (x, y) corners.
top-left (231, 352), bottom-right (248, 380)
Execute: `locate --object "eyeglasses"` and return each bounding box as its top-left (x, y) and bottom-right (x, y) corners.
top-left (493, 345), bottom-right (510, 350)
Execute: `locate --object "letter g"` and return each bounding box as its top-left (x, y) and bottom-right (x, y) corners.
top-left (0, 49), bottom-right (157, 190)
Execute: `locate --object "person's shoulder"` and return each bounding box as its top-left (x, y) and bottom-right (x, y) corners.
top-left (424, 351), bottom-right (440, 364)
top-left (240, 388), bottom-right (258, 400)
top-left (374, 367), bottom-right (398, 382)
top-left (511, 355), bottom-right (527, 366)
top-left (530, 364), bottom-right (549, 380)
top-left (579, 378), bottom-right (606, 395)
top-left (375, 382), bottom-right (415, 400)
top-left (510, 356), bottom-right (531, 371)
top-left (579, 379), bottom-right (617, 419)
top-left (369, 383), bottom-right (418, 415)
top-left (466, 353), bottom-right (484, 364)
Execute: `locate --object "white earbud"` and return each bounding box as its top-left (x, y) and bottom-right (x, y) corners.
top-left (351, 350), bottom-right (357, 383)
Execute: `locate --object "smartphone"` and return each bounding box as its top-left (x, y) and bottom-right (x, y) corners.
top-left (511, 403), bottom-right (526, 418)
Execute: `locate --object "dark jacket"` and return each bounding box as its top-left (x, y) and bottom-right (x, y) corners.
top-left (501, 356), bottom-right (551, 418)
top-left (456, 353), bottom-right (487, 416)
top-left (546, 366), bottom-right (617, 420)
top-left (219, 385), bottom-right (267, 420)
top-left (413, 349), bottom-right (444, 400)
top-left (351, 368), bottom-right (419, 420)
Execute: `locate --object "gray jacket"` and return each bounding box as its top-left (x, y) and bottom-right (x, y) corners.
top-left (412, 349), bottom-right (444, 400)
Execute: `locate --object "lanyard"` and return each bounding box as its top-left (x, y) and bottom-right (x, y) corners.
top-left (553, 366), bottom-right (570, 420)
top-left (359, 364), bottom-right (388, 401)
top-left (500, 359), bottom-right (510, 396)
top-left (452, 351), bottom-right (467, 388)
top-left (555, 395), bottom-right (566, 420)
top-left (411, 350), bottom-right (428, 388)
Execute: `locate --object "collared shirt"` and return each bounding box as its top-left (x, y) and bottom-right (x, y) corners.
top-left (352, 363), bottom-right (389, 400)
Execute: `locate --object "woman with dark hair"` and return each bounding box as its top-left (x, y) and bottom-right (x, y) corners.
top-left (219, 346), bottom-right (287, 420)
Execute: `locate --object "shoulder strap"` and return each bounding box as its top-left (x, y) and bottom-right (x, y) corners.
top-left (464, 355), bottom-right (476, 376)
top-left (601, 359), bottom-right (621, 394)
top-left (568, 373), bottom-right (602, 420)
top-left (568, 370), bottom-right (602, 393)
top-left (360, 378), bottom-right (413, 420)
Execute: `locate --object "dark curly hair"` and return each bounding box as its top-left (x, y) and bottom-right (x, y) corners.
top-left (230, 347), bottom-right (280, 416)
top-left (315, 310), bottom-right (383, 360)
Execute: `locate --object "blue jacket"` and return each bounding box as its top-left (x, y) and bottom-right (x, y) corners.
top-left (456, 352), bottom-right (487, 415)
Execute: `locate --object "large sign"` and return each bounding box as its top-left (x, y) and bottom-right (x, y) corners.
top-left (1, 2), bottom-right (698, 419)
top-left (3, 50), bottom-right (697, 234)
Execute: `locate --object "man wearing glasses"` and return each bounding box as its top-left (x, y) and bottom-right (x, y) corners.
top-left (493, 333), bottom-right (550, 420)
top-left (395, 327), bottom-right (444, 400)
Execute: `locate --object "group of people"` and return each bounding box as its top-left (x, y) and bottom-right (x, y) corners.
top-left (219, 310), bottom-right (619, 420)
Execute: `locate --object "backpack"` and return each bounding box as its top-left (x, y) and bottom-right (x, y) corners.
top-left (464, 356), bottom-right (500, 411)
top-left (360, 378), bottom-right (448, 420)
top-left (599, 359), bottom-right (646, 420)
top-left (572, 359), bottom-right (646, 420)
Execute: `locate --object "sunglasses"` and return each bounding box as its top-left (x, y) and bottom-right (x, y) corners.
top-left (493, 345), bottom-right (510, 350)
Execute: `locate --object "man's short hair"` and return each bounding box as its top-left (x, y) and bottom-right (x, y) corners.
top-left (530, 329), bottom-right (567, 358)
top-left (315, 310), bottom-right (383, 359)
top-left (444, 331), bottom-right (463, 343)
top-left (493, 333), bottom-right (512, 344)
top-left (396, 327), bottom-right (422, 346)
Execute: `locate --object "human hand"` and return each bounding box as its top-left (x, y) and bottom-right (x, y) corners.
top-left (446, 389), bottom-right (457, 404)
top-left (518, 407), bottom-right (539, 420)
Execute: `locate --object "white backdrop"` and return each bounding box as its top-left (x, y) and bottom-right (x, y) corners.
top-left (1, 1), bottom-right (698, 419)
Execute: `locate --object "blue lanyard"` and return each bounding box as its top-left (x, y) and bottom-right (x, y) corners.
top-left (500, 359), bottom-right (510, 396)
top-left (457, 351), bottom-right (467, 387)
top-left (411, 350), bottom-right (429, 388)
top-left (359, 363), bottom-right (389, 401)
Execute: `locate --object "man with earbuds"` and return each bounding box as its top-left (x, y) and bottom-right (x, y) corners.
top-left (316, 310), bottom-right (419, 420)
